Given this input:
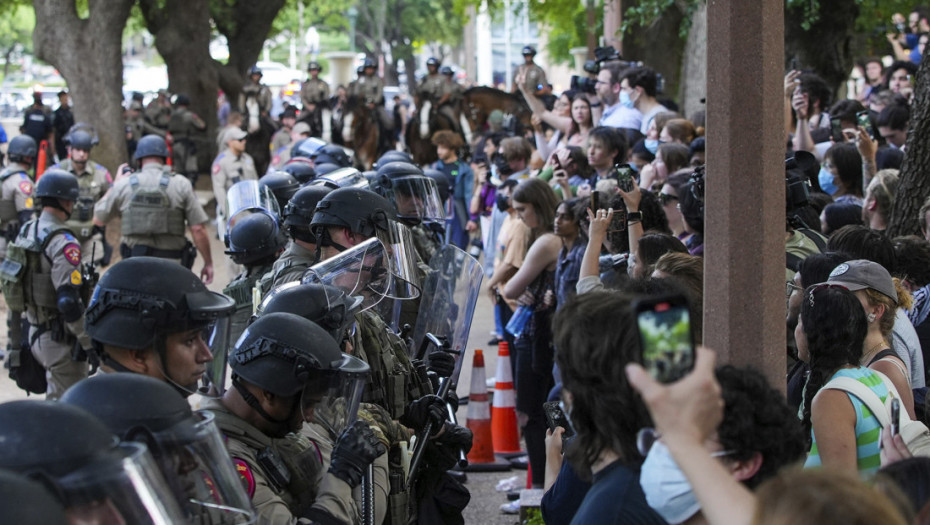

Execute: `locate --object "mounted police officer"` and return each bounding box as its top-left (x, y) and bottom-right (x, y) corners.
top-left (513, 45), bottom-right (548, 97)
top-left (50, 126), bottom-right (112, 265)
top-left (1, 170), bottom-right (90, 399)
top-left (83, 256), bottom-right (235, 397)
top-left (301, 61), bottom-right (330, 138)
top-left (93, 134), bottom-right (215, 283)
top-left (239, 66), bottom-right (274, 125)
top-left (201, 312), bottom-right (387, 523)
top-left (350, 58), bottom-right (394, 142)
top-left (61, 373), bottom-right (257, 524)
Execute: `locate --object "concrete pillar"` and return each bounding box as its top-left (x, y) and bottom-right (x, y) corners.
top-left (704, 0), bottom-right (785, 388)
top-left (570, 47), bottom-right (589, 73)
top-left (464, 5), bottom-right (477, 83)
top-left (476, 1), bottom-right (493, 86)
top-left (603, 0), bottom-right (622, 54)
top-left (325, 51), bottom-right (358, 88)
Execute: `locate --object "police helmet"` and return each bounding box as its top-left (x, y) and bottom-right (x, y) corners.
top-left (372, 162), bottom-right (445, 223)
top-left (426, 57), bottom-right (440, 67)
top-left (259, 171), bottom-right (301, 210)
top-left (174, 94), bottom-right (190, 106)
top-left (282, 159), bottom-right (317, 184)
top-left (257, 283), bottom-right (363, 343)
top-left (374, 150), bottom-right (413, 169)
top-left (248, 65), bottom-right (263, 77)
top-left (134, 135), bottom-right (169, 160)
top-left (0, 470), bottom-right (68, 525)
top-left (7, 135), bottom-right (37, 164)
top-left (522, 45), bottom-right (537, 56)
top-left (363, 57), bottom-right (376, 69)
top-left (311, 144), bottom-right (351, 167)
top-left (35, 169), bottom-right (80, 202)
top-left (424, 168), bottom-right (451, 203)
top-left (225, 212), bottom-right (287, 265)
top-left (65, 129), bottom-right (97, 151)
top-left (290, 136), bottom-right (328, 160)
top-left (310, 187), bottom-right (396, 239)
top-left (357, 65), bottom-right (365, 75)
top-left (440, 66), bottom-right (454, 76)
top-left (313, 162), bottom-right (341, 177)
top-left (283, 186), bottom-right (333, 244)
top-left (308, 61), bottom-right (322, 71)
top-left (85, 257), bottom-right (236, 351)
top-left (230, 312), bottom-right (345, 397)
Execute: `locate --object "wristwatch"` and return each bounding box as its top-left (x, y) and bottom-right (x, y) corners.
top-left (627, 211), bottom-right (643, 224)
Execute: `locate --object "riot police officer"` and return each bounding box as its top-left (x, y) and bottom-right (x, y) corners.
top-left (167, 94), bottom-right (207, 182)
top-left (259, 170), bottom-right (301, 211)
top-left (301, 61), bottom-right (331, 137)
top-left (50, 126), bottom-right (112, 264)
top-left (201, 312), bottom-right (386, 523)
top-left (2, 170), bottom-right (90, 399)
top-left (514, 45), bottom-right (549, 97)
top-left (260, 185), bottom-right (332, 291)
top-left (60, 373), bottom-right (257, 524)
top-left (0, 400), bottom-right (190, 522)
top-left (0, 469), bottom-right (68, 525)
top-left (83, 256), bottom-right (236, 397)
top-left (93, 134), bottom-right (215, 282)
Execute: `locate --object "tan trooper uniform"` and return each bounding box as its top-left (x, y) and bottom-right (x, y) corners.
top-left (240, 81), bottom-right (274, 117)
top-left (201, 398), bottom-right (359, 525)
top-left (515, 63), bottom-right (548, 95)
top-left (94, 163), bottom-right (209, 263)
top-left (50, 159), bottom-right (112, 259)
top-left (168, 107), bottom-right (207, 178)
top-left (211, 150), bottom-right (258, 239)
top-left (301, 78), bottom-right (330, 136)
top-left (19, 211), bottom-right (90, 399)
top-left (351, 74), bottom-right (393, 135)
top-left (0, 165), bottom-right (35, 259)
top-left (144, 98), bottom-right (173, 131)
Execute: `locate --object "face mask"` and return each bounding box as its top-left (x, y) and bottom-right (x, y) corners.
top-left (629, 162), bottom-right (640, 173)
top-left (640, 441), bottom-right (701, 524)
top-left (644, 139), bottom-right (660, 155)
top-left (620, 90), bottom-right (635, 109)
top-left (496, 193), bottom-right (510, 212)
top-left (818, 167), bottom-right (838, 195)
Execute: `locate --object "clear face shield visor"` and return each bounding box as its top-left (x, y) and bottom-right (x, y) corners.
top-left (375, 221), bottom-right (422, 301)
top-left (225, 180), bottom-right (281, 231)
top-left (56, 442), bottom-right (188, 525)
top-left (300, 354), bottom-right (370, 441)
top-left (382, 175), bottom-right (445, 223)
top-left (314, 167), bottom-right (370, 190)
top-left (301, 237), bottom-right (395, 312)
top-left (255, 281), bottom-right (364, 342)
top-left (143, 412), bottom-right (256, 524)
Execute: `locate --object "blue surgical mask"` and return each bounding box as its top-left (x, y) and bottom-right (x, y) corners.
top-left (644, 139), bottom-right (660, 155)
top-left (620, 90), bottom-right (635, 109)
top-left (818, 167), bottom-right (838, 195)
top-left (640, 441), bottom-right (701, 524)
top-left (629, 162), bottom-right (640, 173)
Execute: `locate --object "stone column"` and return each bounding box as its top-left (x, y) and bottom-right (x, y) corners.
top-left (325, 51), bottom-right (358, 88)
top-left (704, 0), bottom-right (785, 388)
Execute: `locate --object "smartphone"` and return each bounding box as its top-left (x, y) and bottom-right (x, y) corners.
top-left (590, 190), bottom-right (600, 211)
top-left (543, 401), bottom-right (575, 438)
top-left (830, 117), bottom-right (844, 143)
top-left (616, 164), bottom-right (635, 193)
top-left (856, 110), bottom-right (875, 140)
top-left (634, 294), bottom-right (696, 384)
top-left (891, 397), bottom-right (901, 437)
top-left (790, 57), bottom-right (799, 72)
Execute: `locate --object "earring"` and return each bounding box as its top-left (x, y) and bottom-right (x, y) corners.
top-left (867, 313), bottom-right (877, 323)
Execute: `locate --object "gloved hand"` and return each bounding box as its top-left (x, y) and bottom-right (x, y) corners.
top-left (399, 394), bottom-right (447, 435)
top-left (329, 421), bottom-right (387, 488)
top-left (436, 423), bottom-right (473, 454)
top-left (425, 424), bottom-right (474, 472)
top-left (359, 402), bottom-right (409, 447)
top-left (428, 351), bottom-right (456, 378)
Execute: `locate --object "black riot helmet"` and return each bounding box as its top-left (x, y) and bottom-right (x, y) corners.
top-left (440, 66), bottom-right (454, 76)
top-left (290, 136), bottom-right (328, 160)
top-left (313, 162), bottom-right (341, 177)
top-left (0, 400), bottom-right (188, 523)
top-left (284, 185), bottom-right (333, 244)
top-left (424, 168), bottom-right (451, 203)
top-left (426, 57), bottom-right (440, 68)
top-left (7, 134), bottom-right (37, 164)
top-left (310, 187), bottom-right (396, 240)
top-left (225, 212), bottom-right (287, 265)
top-left (282, 158), bottom-right (317, 184)
top-left (362, 57), bottom-right (376, 69)
top-left (374, 150), bottom-right (413, 169)
top-left (522, 45), bottom-right (537, 56)
top-left (0, 469), bottom-right (68, 525)
top-left (259, 171), bottom-right (301, 210)
top-left (60, 374), bottom-right (256, 524)
top-left (256, 283), bottom-right (363, 343)
top-left (311, 144), bottom-right (352, 168)
top-left (248, 65), bottom-right (263, 77)
top-left (371, 162), bottom-right (445, 224)
top-left (134, 135), bottom-right (169, 160)
top-left (65, 128), bottom-right (98, 151)
top-left (35, 169), bottom-right (80, 202)
top-left (308, 61), bottom-right (322, 72)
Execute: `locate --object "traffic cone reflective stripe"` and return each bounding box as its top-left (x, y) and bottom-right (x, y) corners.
top-left (492, 341), bottom-right (521, 455)
top-left (464, 349), bottom-right (511, 471)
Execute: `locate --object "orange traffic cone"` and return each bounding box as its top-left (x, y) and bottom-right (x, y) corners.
top-left (465, 350), bottom-right (511, 471)
top-left (492, 341), bottom-right (521, 456)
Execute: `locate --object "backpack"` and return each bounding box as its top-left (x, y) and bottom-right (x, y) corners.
top-left (0, 222), bottom-right (69, 312)
top-left (824, 371), bottom-right (930, 457)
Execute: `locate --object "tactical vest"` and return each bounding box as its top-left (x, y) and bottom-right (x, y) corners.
top-left (0, 167), bottom-right (27, 224)
top-left (223, 265), bottom-right (272, 345)
top-left (122, 171), bottom-right (186, 237)
top-left (59, 162), bottom-right (107, 240)
top-left (0, 221), bottom-right (70, 315)
top-left (209, 407), bottom-right (322, 517)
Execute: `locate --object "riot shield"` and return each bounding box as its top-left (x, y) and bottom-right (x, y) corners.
top-left (225, 180), bottom-right (281, 232)
top-left (411, 244), bottom-right (483, 389)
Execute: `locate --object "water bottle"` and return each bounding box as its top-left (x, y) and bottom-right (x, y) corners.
top-left (505, 305), bottom-right (533, 340)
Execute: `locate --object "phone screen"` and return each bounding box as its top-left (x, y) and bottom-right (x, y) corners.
top-left (830, 117), bottom-right (844, 143)
top-left (543, 401), bottom-right (575, 438)
top-left (616, 165), bottom-right (635, 192)
top-left (891, 398), bottom-right (900, 437)
top-left (857, 111), bottom-right (875, 140)
top-left (635, 296), bottom-right (695, 383)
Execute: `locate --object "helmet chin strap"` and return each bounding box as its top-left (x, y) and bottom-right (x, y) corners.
top-left (150, 334), bottom-right (200, 398)
top-left (231, 375), bottom-right (298, 433)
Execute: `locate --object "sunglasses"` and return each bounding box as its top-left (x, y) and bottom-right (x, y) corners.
top-left (806, 283), bottom-right (849, 308)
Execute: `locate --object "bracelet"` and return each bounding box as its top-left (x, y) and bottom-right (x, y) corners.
top-left (589, 102), bottom-right (602, 108)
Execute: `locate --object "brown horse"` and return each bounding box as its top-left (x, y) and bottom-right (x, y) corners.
top-left (404, 102), bottom-right (461, 166)
top-left (342, 95), bottom-right (384, 170)
top-left (461, 87), bottom-right (533, 139)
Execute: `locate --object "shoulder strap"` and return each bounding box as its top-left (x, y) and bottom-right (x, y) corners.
top-left (823, 376), bottom-right (891, 428)
top-left (39, 227), bottom-right (74, 251)
top-left (797, 228), bottom-right (827, 251)
top-left (786, 252), bottom-right (803, 272)
top-left (129, 174), bottom-right (139, 188)
top-left (159, 173), bottom-right (171, 188)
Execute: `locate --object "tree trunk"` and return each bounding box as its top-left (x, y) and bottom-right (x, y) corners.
top-left (887, 55), bottom-right (930, 238)
top-left (784, 0), bottom-right (859, 100)
top-left (679, 1), bottom-right (706, 121)
top-left (32, 0), bottom-right (134, 173)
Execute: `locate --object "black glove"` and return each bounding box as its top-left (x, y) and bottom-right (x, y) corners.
top-left (329, 421), bottom-right (386, 488)
top-left (91, 224), bottom-right (106, 238)
top-left (428, 351), bottom-right (456, 378)
top-left (400, 394), bottom-right (447, 434)
top-left (5, 222), bottom-right (19, 243)
top-left (424, 424), bottom-right (474, 472)
top-left (436, 423), bottom-right (473, 454)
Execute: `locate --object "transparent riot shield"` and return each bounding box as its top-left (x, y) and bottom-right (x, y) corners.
top-left (411, 244), bottom-right (484, 388)
top-left (225, 180), bottom-right (281, 232)
top-left (301, 354), bottom-right (369, 442)
top-left (375, 221), bottom-right (421, 301)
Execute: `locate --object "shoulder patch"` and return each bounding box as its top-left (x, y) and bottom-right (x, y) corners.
top-left (70, 269), bottom-right (82, 286)
top-left (233, 458), bottom-right (256, 498)
top-left (63, 243), bottom-right (81, 265)
top-left (61, 232), bottom-right (77, 242)
top-left (24, 198), bottom-right (33, 210)
top-left (18, 180), bottom-right (33, 195)
top-left (213, 162), bottom-right (221, 175)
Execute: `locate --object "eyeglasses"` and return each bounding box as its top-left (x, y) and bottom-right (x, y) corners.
top-left (806, 283), bottom-right (849, 308)
top-left (658, 193), bottom-right (678, 206)
top-left (636, 428), bottom-right (734, 458)
top-left (786, 281), bottom-right (803, 299)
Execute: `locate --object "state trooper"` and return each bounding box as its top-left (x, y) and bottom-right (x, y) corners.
top-left (300, 61), bottom-right (330, 137)
top-left (201, 312), bottom-right (387, 523)
top-left (145, 88), bottom-right (174, 132)
top-left (416, 58), bottom-right (458, 133)
top-left (0, 400), bottom-right (190, 523)
top-left (351, 58), bottom-right (394, 137)
top-left (239, 66), bottom-right (274, 122)
top-left (50, 126), bottom-right (112, 264)
top-left (1, 170), bottom-right (90, 399)
top-left (259, 185), bottom-right (332, 292)
top-left (93, 134), bottom-right (215, 283)
top-left (513, 45), bottom-right (549, 97)
top-left (212, 127), bottom-right (258, 240)
top-left (83, 256), bottom-right (236, 397)
top-left (167, 94), bottom-right (207, 182)
top-left (61, 373), bottom-right (257, 524)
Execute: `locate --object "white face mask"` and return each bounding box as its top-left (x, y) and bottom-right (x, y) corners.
top-left (639, 441), bottom-right (702, 524)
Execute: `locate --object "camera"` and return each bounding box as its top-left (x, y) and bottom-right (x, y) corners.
top-left (583, 60), bottom-right (600, 75)
top-left (594, 46), bottom-right (621, 64)
top-left (785, 151), bottom-right (815, 227)
top-left (570, 75), bottom-right (597, 94)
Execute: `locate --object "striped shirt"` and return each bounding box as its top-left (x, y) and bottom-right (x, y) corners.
top-left (805, 367), bottom-right (889, 476)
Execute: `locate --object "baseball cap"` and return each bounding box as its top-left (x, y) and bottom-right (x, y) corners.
top-left (827, 259), bottom-right (897, 305)
top-left (293, 122), bottom-right (311, 136)
top-left (226, 128), bottom-right (248, 142)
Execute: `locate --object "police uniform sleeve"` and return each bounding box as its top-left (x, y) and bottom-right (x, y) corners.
top-left (173, 175), bottom-right (210, 226)
top-left (46, 231), bottom-right (90, 347)
top-left (94, 177), bottom-right (128, 223)
top-left (242, 154), bottom-right (259, 181)
top-left (10, 174), bottom-right (34, 222)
